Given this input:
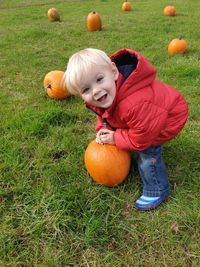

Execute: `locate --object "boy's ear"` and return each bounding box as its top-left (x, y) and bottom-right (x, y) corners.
top-left (111, 62), bottom-right (119, 81)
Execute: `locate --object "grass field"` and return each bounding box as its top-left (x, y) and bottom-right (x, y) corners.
top-left (0, 0), bottom-right (200, 266)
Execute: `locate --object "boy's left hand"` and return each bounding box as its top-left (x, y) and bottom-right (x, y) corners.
top-left (96, 129), bottom-right (115, 145)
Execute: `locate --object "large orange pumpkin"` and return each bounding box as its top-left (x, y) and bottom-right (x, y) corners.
top-left (86, 11), bottom-right (102, 31)
top-left (43, 70), bottom-right (70, 99)
top-left (168, 37), bottom-right (188, 56)
top-left (47, 8), bottom-right (60, 22)
top-left (122, 1), bottom-right (132, 11)
top-left (163, 6), bottom-right (176, 16)
top-left (84, 140), bottom-right (131, 187)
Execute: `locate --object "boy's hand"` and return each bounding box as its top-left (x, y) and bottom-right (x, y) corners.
top-left (96, 129), bottom-right (115, 145)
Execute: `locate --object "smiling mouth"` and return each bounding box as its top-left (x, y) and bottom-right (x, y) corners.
top-left (97, 94), bottom-right (107, 102)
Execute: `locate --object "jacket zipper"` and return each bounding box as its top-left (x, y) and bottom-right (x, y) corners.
top-left (86, 105), bottom-right (115, 131)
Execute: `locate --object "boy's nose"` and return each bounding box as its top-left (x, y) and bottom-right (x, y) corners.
top-left (93, 86), bottom-right (101, 96)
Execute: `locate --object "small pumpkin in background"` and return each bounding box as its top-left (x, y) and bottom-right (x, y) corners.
top-left (168, 37), bottom-right (188, 56)
top-left (86, 11), bottom-right (102, 31)
top-left (84, 140), bottom-right (131, 187)
top-left (122, 1), bottom-right (132, 11)
top-left (47, 8), bottom-right (60, 22)
top-left (43, 70), bottom-right (70, 99)
top-left (163, 6), bottom-right (176, 16)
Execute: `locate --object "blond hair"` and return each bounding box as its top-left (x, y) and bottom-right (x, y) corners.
top-left (64, 48), bottom-right (113, 95)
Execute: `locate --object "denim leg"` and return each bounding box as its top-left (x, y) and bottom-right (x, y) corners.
top-left (137, 145), bottom-right (170, 197)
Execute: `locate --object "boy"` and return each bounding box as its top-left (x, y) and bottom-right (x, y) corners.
top-left (64, 48), bottom-right (188, 211)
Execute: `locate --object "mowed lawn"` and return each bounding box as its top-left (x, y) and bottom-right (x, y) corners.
top-left (0, 0), bottom-right (200, 266)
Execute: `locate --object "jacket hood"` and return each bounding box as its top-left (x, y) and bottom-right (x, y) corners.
top-left (110, 48), bottom-right (157, 102)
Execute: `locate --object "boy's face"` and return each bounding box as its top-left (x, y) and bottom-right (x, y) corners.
top-left (79, 63), bottom-right (119, 108)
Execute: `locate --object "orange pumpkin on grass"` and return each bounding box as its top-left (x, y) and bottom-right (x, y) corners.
top-left (84, 140), bottom-right (131, 187)
top-left (122, 1), bottom-right (132, 11)
top-left (168, 37), bottom-right (188, 56)
top-left (47, 8), bottom-right (60, 22)
top-left (163, 6), bottom-right (176, 16)
top-left (43, 70), bottom-right (70, 99)
top-left (86, 11), bottom-right (102, 31)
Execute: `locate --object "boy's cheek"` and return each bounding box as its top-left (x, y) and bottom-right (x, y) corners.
top-left (80, 93), bottom-right (86, 99)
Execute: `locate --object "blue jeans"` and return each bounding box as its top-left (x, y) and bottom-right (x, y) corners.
top-left (136, 145), bottom-right (170, 197)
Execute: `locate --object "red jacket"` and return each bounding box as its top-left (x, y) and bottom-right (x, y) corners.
top-left (86, 48), bottom-right (188, 151)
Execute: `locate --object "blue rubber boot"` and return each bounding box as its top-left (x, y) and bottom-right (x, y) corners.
top-left (134, 195), bottom-right (169, 211)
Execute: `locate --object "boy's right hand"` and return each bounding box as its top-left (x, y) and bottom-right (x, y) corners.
top-left (96, 129), bottom-right (115, 145)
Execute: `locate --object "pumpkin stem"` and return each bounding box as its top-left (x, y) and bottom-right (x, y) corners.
top-left (46, 84), bottom-right (52, 90)
top-left (179, 35), bottom-right (183, 40)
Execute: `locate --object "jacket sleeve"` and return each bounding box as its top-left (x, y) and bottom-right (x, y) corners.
top-left (114, 101), bottom-right (168, 150)
top-left (95, 116), bottom-right (104, 132)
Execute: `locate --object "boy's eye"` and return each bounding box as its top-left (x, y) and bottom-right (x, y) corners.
top-left (82, 87), bottom-right (89, 94)
top-left (97, 76), bottom-right (103, 82)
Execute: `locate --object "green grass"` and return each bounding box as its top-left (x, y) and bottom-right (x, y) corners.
top-left (0, 0), bottom-right (200, 266)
